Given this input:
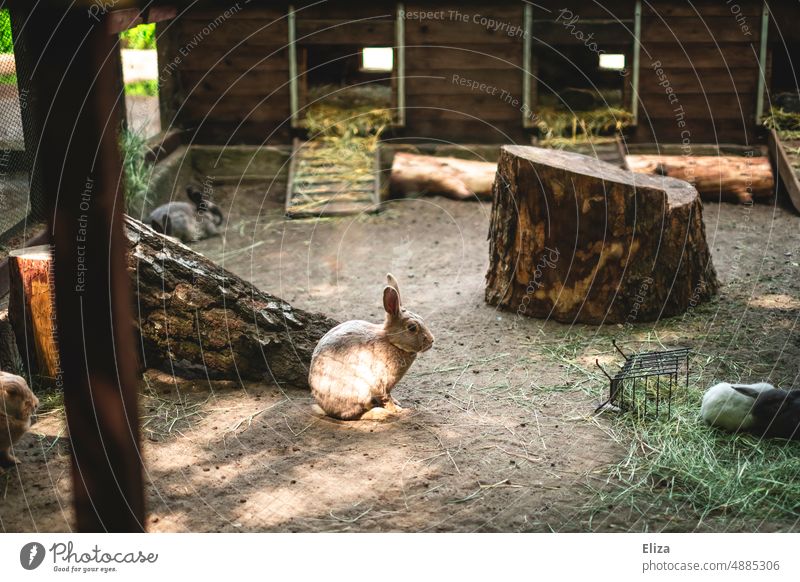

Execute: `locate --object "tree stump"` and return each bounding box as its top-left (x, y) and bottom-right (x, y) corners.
top-left (486, 146), bottom-right (719, 324)
top-left (7, 245), bottom-right (61, 382)
top-left (125, 217), bottom-right (337, 385)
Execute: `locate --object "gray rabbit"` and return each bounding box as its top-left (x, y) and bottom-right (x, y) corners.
top-left (148, 184), bottom-right (223, 242)
top-left (308, 274), bottom-right (434, 420)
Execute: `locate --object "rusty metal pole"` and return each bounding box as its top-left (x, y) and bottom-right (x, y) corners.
top-left (12, 3), bottom-right (145, 531)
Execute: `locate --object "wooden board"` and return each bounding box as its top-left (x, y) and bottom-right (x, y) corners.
top-left (768, 129), bottom-right (800, 213)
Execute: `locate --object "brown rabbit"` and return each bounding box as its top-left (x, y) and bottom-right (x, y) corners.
top-left (308, 274), bottom-right (434, 420)
top-left (0, 371), bottom-right (39, 470)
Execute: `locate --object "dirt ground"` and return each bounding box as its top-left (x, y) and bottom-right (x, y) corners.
top-left (2, 181), bottom-right (799, 532)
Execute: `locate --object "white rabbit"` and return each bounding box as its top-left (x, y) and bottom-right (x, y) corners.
top-left (308, 274), bottom-right (434, 420)
top-left (700, 382), bottom-right (774, 432)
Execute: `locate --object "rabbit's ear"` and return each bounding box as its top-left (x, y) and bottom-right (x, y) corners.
top-left (386, 273), bottom-right (401, 304)
top-left (186, 185), bottom-right (204, 207)
top-left (383, 286), bottom-right (400, 317)
top-left (152, 214), bottom-right (171, 235)
top-left (733, 386), bottom-right (761, 400)
top-left (209, 204), bottom-right (224, 226)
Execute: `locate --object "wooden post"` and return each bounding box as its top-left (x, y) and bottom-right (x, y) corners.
top-left (11, 3), bottom-right (145, 531)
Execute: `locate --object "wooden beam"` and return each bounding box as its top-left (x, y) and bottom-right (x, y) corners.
top-left (106, 5), bottom-right (178, 34)
top-left (756, 1), bottom-right (769, 123)
top-left (11, 2), bottom-right (145, 532)
top-left (395, 2), bottom-right (405, 127)
top-left (106, 8), bottom-right (143, 35)
top-left (288, 5), bottom-right (299, 128)
top-left (146, 5), bottom-right (178, 24)
top-left (631, 0), bottom-right (642, 125)
top-left (522, 3), bottom-right (533, 128)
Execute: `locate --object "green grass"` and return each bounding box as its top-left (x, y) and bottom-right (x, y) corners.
top-left (120, 23), bottom-right (155, 50)
top-left (595, 399), bottom-right (800, 528)
top-left (529, 293), bottom-right (800, 530)
top-left (124, 79), bottom-right (158, 97)
top-left (119, 126), bottom-right (153, 216)
top-left (0, 72), bottom-right (16, 85)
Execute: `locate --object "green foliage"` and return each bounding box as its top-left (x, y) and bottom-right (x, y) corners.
top-left (124, 79), bottom-right (158, 97)
top-left (0, 72), bottom-right (16, 85)
top-left (0, 9), bottom-right (13, 53)
top-left (120, 23), bottom-right (156, 50)
top-left (0, 10), bottom-right (13, 54)
top-left (119, 126), bottom-right (153, 216)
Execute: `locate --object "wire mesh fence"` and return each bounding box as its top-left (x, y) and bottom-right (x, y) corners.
top-left (0, 8), bottom-right (46, 246)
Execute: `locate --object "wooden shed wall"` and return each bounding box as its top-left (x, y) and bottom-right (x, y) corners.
top-left (398, 2), bottom-right (526, 142)
top-left (158, 4), bottom-right (292, 144)
top-left (160, 1), bottom-right (771, 146)
top-left (635, 0), bottom-right (764, 144)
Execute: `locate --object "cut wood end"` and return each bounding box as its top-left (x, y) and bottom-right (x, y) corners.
top-left (8, 245), bottom-right (51, 261)
top-left (501, 145), bottom-right (699, 207)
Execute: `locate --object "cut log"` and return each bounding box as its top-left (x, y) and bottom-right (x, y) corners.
top-left (486, 146), bottom-right (719, 324)
top-left (390, 152), bottom-right (496, 200)
top-left (125, 217), bottom-right (336, 385)
top-left (625, 154), bottom-right (774, 204)
top-left (7, 245), bottom-right (61, 382)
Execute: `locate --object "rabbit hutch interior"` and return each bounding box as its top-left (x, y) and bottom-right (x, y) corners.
top-left (2, 0), bottom-right (800, 533)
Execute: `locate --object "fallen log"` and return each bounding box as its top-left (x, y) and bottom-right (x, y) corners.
top-left (125, 217), bottom-right (336, 386)
top-left (486, 146), bottom-right (719, 324)
top-left (625, 154), bottom-right (774, 204)
top-left (390, 152), bottom-right (496, 200)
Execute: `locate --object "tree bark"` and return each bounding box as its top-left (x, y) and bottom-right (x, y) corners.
top-left (486, 146), bottom-right (719, 324)
top-left (125, 217), bottom-right (336, 386)
top-left (625, 154), bottom-right (774, 204)
top-left (390, 152), bottom-right (496, 200)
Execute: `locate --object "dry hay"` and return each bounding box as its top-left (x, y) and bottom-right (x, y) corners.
top-left (535, 106), bottom-right (634, 144)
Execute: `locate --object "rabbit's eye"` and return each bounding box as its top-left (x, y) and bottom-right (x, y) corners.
top-left (407, 323), bottom-right (418, 333)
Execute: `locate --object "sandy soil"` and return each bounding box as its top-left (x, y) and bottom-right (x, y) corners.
top-left (2, 183), bottom-right (799, 532)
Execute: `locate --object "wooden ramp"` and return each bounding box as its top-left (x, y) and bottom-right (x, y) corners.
top-left (285, 138), bottom-right (382, 218)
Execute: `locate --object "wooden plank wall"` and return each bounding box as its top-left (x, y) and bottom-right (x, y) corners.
top-left (398, 2), bottom-right (525, 142)
top-left (159, 3), bottom-right (292, 144)
top-left (161, 0), bottom-right (770, 146)
top-left (636, 0), bottom-right (764, 144)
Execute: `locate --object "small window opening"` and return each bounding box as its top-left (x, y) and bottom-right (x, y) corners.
top-left (361, 47), bottom-right (393, 72)
top-left (599, 53), bottom-right (626, 71)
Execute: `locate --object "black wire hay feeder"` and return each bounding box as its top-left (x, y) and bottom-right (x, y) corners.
top-left (594, 341), bottom-right (690, 419)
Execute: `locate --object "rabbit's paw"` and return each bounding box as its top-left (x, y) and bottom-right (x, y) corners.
top-left (359, 407), bottom-right (393, 421)
top-left (0, 450), bottom-right (20, 468)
